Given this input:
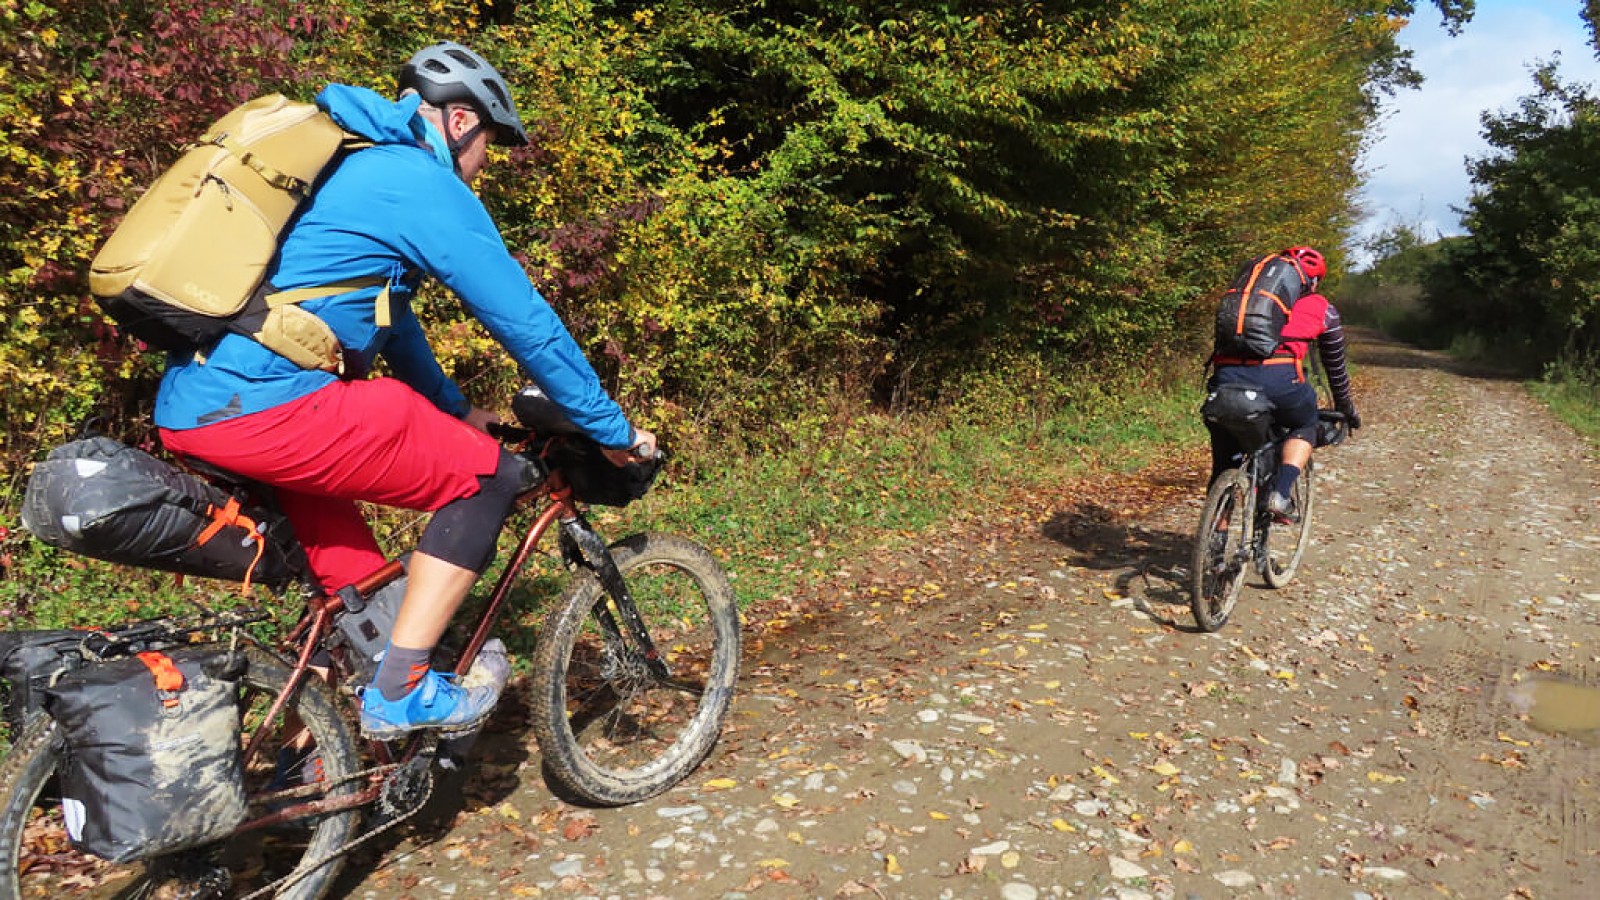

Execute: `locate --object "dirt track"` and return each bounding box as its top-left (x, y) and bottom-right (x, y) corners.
top-left (343, 332), bottom-right (1600, 899)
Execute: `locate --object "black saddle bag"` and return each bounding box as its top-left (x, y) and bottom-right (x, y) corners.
top-left (1201, 383), bottom-right (1276, 452)
top-left (21, 436), bottom-right (308, 588)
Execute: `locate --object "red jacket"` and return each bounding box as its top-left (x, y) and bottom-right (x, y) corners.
top-left (1275, 293), bottom-right (1333, 360)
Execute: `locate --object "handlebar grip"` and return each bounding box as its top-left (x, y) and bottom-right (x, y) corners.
top-left (486, 421), bottom-right (531, 442)
top-left (630, 436), bottom-right (660, 462)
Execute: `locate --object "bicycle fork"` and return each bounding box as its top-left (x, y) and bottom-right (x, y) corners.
top-left (559, 517), bottom-right (675, 684)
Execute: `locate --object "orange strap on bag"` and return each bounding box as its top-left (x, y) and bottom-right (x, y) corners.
top-left (1210, 355), bottom-right (1306, 382)
top-left (136, 651), bottom-right (186, 707)
top-left (192, 496), bottom-right (268, 594)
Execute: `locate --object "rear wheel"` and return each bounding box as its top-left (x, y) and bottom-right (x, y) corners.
top-left (1262, 459), bottom-right (1315, 587)
top-left (0, 644), bottom-right (361, 900)
top-left (1191, 469), bottom-right (1251, 632)
top-left (531, 533), bottom-right (741, 806)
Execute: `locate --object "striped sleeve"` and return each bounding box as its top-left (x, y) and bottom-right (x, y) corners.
top-left (1318, 304), bottom-right (1354, 411)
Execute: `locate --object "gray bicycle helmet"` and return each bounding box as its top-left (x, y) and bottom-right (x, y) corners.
top-left (399, 41), bottom-right (529, 146)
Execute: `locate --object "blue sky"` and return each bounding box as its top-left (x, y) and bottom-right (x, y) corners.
top-left (1353, 0), bottom-right (1600, 261)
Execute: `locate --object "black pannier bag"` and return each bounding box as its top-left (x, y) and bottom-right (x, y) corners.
top-left (21, 436), bottom-right (308, 588)
top-left (1214, 254), bottom-right (1307, 359)
top-left (1201, 383), bottom-right (1277, 452)
top-left (0, 629), bottom-right (92, 734)
top-left (44, 646), bottom-right (248, 863)
top-left (511, 385), bottom-right (661, 507)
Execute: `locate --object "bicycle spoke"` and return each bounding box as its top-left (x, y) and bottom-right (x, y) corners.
top-left (533, 533), bottom-right (739, 805)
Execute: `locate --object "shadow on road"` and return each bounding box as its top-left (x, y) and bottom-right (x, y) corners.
top-left (1040, 501), bottom-right (1204, 630)
top-left (329, 686), bottom-right (537, 897)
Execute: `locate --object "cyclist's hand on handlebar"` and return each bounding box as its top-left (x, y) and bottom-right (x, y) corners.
top-left (603, 428), bottom-right (659, 466)
top-left (1338, 405), bottom-right (1362, 431)
top-left (463, 407), bottom-right (502, 435)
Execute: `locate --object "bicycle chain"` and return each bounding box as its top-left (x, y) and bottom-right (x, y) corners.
top-left (236, 756), bottom-right (436, 900)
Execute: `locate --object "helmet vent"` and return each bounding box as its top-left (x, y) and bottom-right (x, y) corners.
top-left (445, 48), bottom-right (481, 69)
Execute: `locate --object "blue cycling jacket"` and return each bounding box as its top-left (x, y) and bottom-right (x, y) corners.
top-left (154, 83), bottom-right (634, 448)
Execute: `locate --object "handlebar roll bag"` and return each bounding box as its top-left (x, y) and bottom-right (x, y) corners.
top-left (511, 385), bottom-right (661, 507)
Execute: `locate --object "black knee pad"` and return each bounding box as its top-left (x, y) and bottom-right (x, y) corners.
top-left (417, 450), bottom-right (529, 573)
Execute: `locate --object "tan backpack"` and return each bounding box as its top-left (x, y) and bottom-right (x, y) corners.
top-left (90, 94), bottom-right (385, 373)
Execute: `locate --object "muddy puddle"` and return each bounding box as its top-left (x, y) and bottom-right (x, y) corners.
top-left (1512, 678), bottom-right (1600, 743)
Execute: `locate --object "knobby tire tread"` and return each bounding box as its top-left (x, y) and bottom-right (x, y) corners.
top-left (1192, 468), bottom-right (1249, 632)
top-left (530, 532), bottom-right (740, 806)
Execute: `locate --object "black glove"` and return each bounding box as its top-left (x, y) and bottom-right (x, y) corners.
top-left (1339, 405), bottom-right (1362, 431)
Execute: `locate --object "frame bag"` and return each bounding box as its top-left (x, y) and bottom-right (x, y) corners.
top-left (43, 646), bottom-right (249, 863)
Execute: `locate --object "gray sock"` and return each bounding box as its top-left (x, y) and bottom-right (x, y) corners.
top-left (374, 643), bottom-right (433, 702)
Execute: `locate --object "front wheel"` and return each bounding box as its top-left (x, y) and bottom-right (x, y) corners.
top-left (1191, 468), bottom-right (1252, 632)
top-left (0, 644), bottom-right (361, 900)
top-left (531, 533), bottom-right (741, 806)
top-left (1262, 458), bottom-right (1315, 587)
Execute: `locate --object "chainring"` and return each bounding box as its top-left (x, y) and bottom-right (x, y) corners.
top-left (378, 755), bottom-right (435, 820)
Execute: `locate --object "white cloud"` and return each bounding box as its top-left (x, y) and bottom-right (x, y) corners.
top-left (1353, 1), bottom-right (1600, 261)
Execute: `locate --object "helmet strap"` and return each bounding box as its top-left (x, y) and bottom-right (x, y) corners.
top-left (443, 105), bottom-right (486, 178)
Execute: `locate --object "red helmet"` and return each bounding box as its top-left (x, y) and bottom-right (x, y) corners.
top-left (1283, 245), bottom-right (1327, 281)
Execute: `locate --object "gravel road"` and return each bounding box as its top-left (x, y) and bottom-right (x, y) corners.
top-left (339, 332), bottom-right (1600, 900)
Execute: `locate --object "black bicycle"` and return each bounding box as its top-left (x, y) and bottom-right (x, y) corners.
top-left (1191, 397), bottom-right (1347, 632)
top-left (0, 387), bottom-right (741, 899)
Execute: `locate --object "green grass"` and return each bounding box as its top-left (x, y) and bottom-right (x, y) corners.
top-left (598, 369), bottom-right (1204, 607)
top-left (0, 367), bottom-right (1208, 635)
top-left (1530, 375), bottom-right (1600, 445)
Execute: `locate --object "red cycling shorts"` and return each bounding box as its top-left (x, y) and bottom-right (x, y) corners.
top-left (159, 378), bottom-right (499, 592)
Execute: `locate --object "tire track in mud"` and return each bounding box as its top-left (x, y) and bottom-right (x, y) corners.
top-left (340, 334), bottom-right (1600, 900)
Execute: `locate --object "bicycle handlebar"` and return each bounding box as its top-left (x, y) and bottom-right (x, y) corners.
top-left (1315, 409), bottom-right (1349, 448)
top-left (486, 420), bottom-right (662, 464)
top-left (501, 385), bottom-right (662, 463)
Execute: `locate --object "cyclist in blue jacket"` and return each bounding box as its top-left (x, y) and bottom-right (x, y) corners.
top-left (157, 42), bottom-right (656, 739)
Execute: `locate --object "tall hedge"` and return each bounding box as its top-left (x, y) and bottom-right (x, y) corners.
top-left (0, 0), bottom-right (1462, 505)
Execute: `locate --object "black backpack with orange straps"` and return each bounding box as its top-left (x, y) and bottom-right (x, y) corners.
top-left (1213, 254), bottom-right (1310, 359)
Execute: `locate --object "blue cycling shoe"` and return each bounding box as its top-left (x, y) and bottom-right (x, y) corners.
top-left (359, 669), bottom-right (500, 740)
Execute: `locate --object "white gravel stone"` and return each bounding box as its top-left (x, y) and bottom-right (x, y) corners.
top-left (655, 805), bottom-right (705, 819)
top-left (891, 739), bottom-right (928, 763)
top-left (550, 859), bottom-right (583, 878)
top-left (1278, 757), bottom-right (1298, 785)
top-left (1074, 799), bottom-right (1108, 817)
top-left (1000, 884), bottom-right (1039, 900)
top-left (1108, 857), bottom-right (1148, 880)
top-left (1214, 870), bottom-right (1255, 888)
